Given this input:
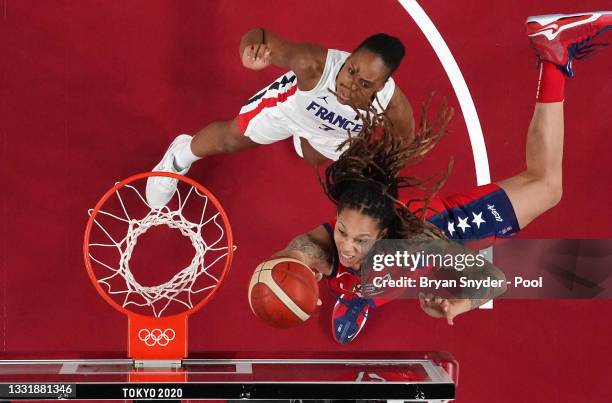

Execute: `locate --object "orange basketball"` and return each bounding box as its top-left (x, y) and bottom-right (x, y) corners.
top-left (248, 258), bottom-right (319, 328)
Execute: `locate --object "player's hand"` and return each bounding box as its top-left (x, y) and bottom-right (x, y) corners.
top-left (310, 271), bottom-right (322, 307)
top-left (242, 43), bottom-right (271, 70)
top-left (418, 293), bottom-right (471, 325)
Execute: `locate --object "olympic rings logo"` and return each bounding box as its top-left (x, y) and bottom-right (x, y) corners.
top-left (138, 328), bottom-right (176, 347)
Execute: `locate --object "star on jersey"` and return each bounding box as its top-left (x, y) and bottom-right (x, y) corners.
top-left (443, 210), bottom-right (488, 238)
top-left (457, 216), bottom-right (471, 232)
top-left (471, 212), bottom-right (486, 228)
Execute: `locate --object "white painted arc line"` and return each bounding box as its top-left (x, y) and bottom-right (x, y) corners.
top-left (396, 0), bottom-right (491, 185)
top-left (397, 0), bottom-right (494, 309)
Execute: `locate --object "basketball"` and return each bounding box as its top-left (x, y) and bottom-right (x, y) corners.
top-left (248, 257), bottom-right (320, 328)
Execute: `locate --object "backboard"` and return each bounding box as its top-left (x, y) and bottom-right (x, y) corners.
top-left (0, 352), bottom-right (457, 401)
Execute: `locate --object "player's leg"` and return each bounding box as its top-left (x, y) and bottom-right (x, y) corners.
top-left (146, 74), bottom-right (298, 208)
top-left (298, 137), bottom-right (329, 167)
top-left (161, 119), bottom-right (259, 179)
top-left (498, 11), bottom-right (611, 229)
top-left (187, 118), bottom-right (259, 161)
top-left (497, 102), bottom-right (564, 229)
top-left (144, 118), bottom-right (260, 209)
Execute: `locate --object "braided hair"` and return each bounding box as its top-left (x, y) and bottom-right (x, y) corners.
top-left (320, 96), bottom-right (454, 240)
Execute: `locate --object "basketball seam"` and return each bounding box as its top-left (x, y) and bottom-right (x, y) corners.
top-left (258, 268), bottom-right (310, 321)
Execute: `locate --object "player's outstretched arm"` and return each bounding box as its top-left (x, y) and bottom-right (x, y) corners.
top-left (385, 87), bottom-right (415, 143)
top-left (273, 225), bottom-right (335, 277)
top-left (239, 27), bottom-right (326, 90)
top-left (418, 241), bottom-right (507, 325)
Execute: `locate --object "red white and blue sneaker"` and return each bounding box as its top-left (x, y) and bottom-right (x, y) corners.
top-left (526, 11), bottom-right (612, 77)
top-left (332, 294), bottom-right (376, 344)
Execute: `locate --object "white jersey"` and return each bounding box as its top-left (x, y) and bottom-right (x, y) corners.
top-left (237, 49), bottom-right (396, 160)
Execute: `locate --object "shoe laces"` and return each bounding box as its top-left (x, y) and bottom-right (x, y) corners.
top-left (155, 169), bottom-right (180, 191)
top-left (558, 25), bottom-right (611, 77)
top-left (568, 25), bottom-right (611, 61)
top-left (338, 296), bottom-right (375, 319)
top-left (569, 41), bottom-right (608, 60)
top-left (563, 40), bottom-right (608, 77)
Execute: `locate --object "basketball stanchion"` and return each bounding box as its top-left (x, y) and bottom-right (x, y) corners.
top-left (83, 172), bottom-right (235, 381)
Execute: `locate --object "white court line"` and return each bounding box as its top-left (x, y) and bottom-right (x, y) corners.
top-left (397, 0), bottom-right (494, 308)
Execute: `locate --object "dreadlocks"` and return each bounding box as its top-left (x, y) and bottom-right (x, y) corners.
top-left (320, 96), bottom-right (454, 239)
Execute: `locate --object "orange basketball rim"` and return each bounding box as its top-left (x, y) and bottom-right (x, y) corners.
top-left (83, 171), bottom-right (234, 361)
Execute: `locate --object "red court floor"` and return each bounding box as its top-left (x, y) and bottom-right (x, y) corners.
top-left (2, 1), bottom-right (612, 402)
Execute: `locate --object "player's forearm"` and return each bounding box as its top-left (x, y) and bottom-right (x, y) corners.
top-left (239, 27), bottom-right (266, 58)
top-left (274, 234), bottom-right (333, 276)
top-left (386, 88), bottom-right (416, 144)
top-left (460, 261), bottom-right (508, 304)
top-left (399, 113), bottom-right (416, 144)
top-left (435, 241), bottom-right (508, 302)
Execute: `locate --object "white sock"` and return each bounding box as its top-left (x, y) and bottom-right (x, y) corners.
top-left (173, 137), bottom-right (200, 170)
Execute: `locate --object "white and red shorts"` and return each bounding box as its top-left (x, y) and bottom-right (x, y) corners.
top-left (237, 72), bottom-right (298, 144)
top-left (236, 72), bottom-right (348, 161)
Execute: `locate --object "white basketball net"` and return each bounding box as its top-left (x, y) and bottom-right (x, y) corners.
top-left (87, 179), bottom-right (233, 317)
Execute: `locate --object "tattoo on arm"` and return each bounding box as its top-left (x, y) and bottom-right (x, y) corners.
top-left (461, 261), bottom-right (507, 309)
top-left (432, 241), bottom-right (507, 309)
top-left (286, 234), bottom-right (330, 264)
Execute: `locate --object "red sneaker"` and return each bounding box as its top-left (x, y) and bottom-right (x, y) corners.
top-left (526, 11), bottom-right (612, 76)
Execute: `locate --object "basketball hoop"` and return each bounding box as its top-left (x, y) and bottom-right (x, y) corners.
top-left (83, 172), bottom-right (234, 362)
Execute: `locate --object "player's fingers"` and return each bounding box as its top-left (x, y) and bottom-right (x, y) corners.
top-left (253, 44), bottom-right (263, 59)
top-left (263, 48), bottom-right (271, 63)
top-left (446, 309), bottom-right (457, 325)
top-left (422, 299), bottom-right (443, 313)
top-left (419, 294), bottom-right (437, 311)
top-left (427, 294), bottom-right (442, 308)
top-left (255, 43), bottom-right (269, 60)
top-left (245, 45), bottom-right (257, 61)
top-left (440, 299), bottom-right (450, 313)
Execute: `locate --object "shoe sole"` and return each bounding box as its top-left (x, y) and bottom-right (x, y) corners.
top-left (331, 295), bottom-right (369, 344)
top-left (527, 11), bottom-right (612, 25)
